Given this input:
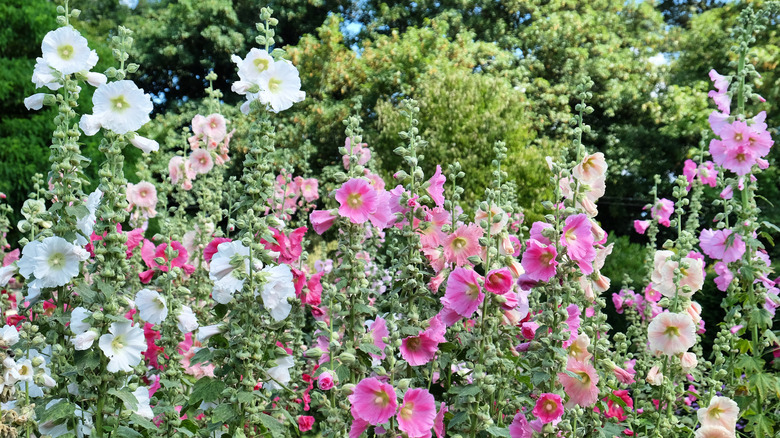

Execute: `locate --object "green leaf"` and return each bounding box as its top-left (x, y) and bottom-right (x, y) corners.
top-left (531, 372), bottom-right (550, 386)
top-left (214, 304), bottom-right (228, 319)
top-left (456, 385), bottom-right (481, 397)
top-left (438, 342), bottom-right (457, 353)
top-left (74, 349), bottom-right (101, 372)
top-left (448, 411), bottom-right (469, 428)
top-left (114, 426), bottom-right (143, 438)
top-left (334, 365), bottom-right (351, 382)
top-left (190, 377), bottom-right (225, 404)
top-left (73, 282), bottom-right (97, 304)
top-left (749, 372), bottom-right (776, 402)
top-left (486, 426), bottom-right (510, 437)
top-left (258, 413), bottom-right (285, 435)
top-left (210, 404), bottom-right (236, 424)
top-left (109, 388), bottom-right (138, 411)
top-left (130, 413), bottom-right (159, 431)
top-left (40, 400), bottom-right (75, 424)
top-left (358, 342), bottom-right (382, 356)
top-left (190, 347), bottom-right (213, 366)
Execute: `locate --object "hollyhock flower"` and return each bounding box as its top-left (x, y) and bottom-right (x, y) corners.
top-left (558, 358), bottom-right (600, 407)
top-left (126, 182), bottom-right (158, 217)
top-left (259, 264), bottom-right (296, 321)
top-left (476, 205), bottom-right (508, 235)
top-left (202, 113), bottom-right (227, 142)
top-left (697, 396), bottom-right (739, 433)
top-left (609, 361), bottom-right (635, 385)
top-left (297, 178), bottom-right (319, 202)
top-left (18, 236), bottom-right (87, 288)
top-left (342, 137), bottom-right (371, 168)
top-left (203, 237), bottom-right (232, 263)
top-left (87, 80), bottom-right (153, 134)
top-left (129, 135), bottom-right (159, 154)
top-left (441, 268), bottom-right (484, 318)
top-left (349, 377), bottom-right (398, 425)
top-left (135, 288), bottom-right (168, 325)
top-left (561, 213), bottom-right (596, 274)
top-left (397, 388), bottom-right (436, 437)
top-left (31, 57), bottom-right (60, 90)
top-left (262, 227), bottom-right (307, 265)
top-left (509, 411), bottom-right (532, 438)
top-left (176, 305), bottom-right (199, 333)
top-left (602, 390), bottom-right (633, 422)
top-left (318, 371), bottom-right (334, 390)
top-left (485, 268), bottom-right (513, 294)
top-left (634, 220), bottom-right (650, 234)
top-left (426, 165), bottom-right (446, 207)
top-left (568, 333), bottom-right (592, 362)
top-left (529, 222), bottom-right (553, 245)
top-left (521, 239), bottom-right (558, 282)
top-left (400, 317), bottom-right (445, 366)
top-left (699, 229), bottom-right (745, 263)
top-left (297, 416), bottom-right (314, 432)
top-left (41, 27), bottom-right (93, 75)
top-left (0, 325), bottom-right (19, 347)
top-left (335, 178), bottom-right (377, 224)
top-left (368, 317), bottom-right (389, 360)
top-left (75, 189), bottom-right (103, 245)
top-left (209, 241), bottom-right (251, 303)
top-left (713, 262), bottom-right (733, 292)
top-left (647, 312), bottom-right (696, 356)
top-left (443, 223), bottom-right (483, 266)
top-left (686, 301), bottom-right (703, 325)
top-left (188, 149), bottom-right (214, 175)
top-left (257, 59), bottom-right (305, 113)
top-left (533, 393), bottom-right (564, 424)
top-left (233, 48), bottom-right (274, 87)
top-left (24, 93), bottom-right (46, 111)
top-left (694, 426), bottom-right (733, 438)
top-left (264, 355), bottom-right (294, 390)
top-left (573, 152), bottom-right (607, 185)
top-left (139, 240), bottom-right (194, 283)
top-left (650, 198), bottom-right (674, 227)
top-left (651, 251), bottom-right (703, 298)
top-left (681, 352), bottom-right (698, 372)
top-left (99, 321), bottom-right (146, 373)
top-left (646, 365), bottom-right (663, 385)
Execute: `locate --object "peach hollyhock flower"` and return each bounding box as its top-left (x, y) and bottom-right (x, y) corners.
top-left (686, 301), bottom-right (702, 325)
top-left (648, 312), bottom-right (696, 356)
top-left (697, 396), bottom-right (739, 433)
top-left (521, 239), bottom-right (558, 282)
top-left (699, 228), bottom-right (746, 263)
top-left (335, 178), bottom-right (378, 224)
top-left (694, 425), bottom-right (733, 438)
top-left (532, 393), bottom-right (564, 424)
top-left (680, 352), bottom-right (698, 372)
top-left (573, 152), bottom-right (607, 185)
top-left (646, 365), bottom-right (663, 386)
top-left (397, 388), bottom-right (436, 437)
top-left (441, 268), bottom-right (484, 318)
top-left (568, 333), bottom-right (592, 362)
top-left (188, 149), bottom-right (214, 175)
top-left (348, 377), bottom-right (397, 425)
top-left (557, 357), bottom-right (600, 407)
top-left (561, 213), bottom-right (596, 275)
top-left (651, 251), bottom-right (703, 298)
top-left (202, 113), bottom-right (227, 142)
top-left (443, 223), bottom-right (483, 266)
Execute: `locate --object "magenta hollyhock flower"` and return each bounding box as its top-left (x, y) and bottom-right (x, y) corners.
top-left (368, 317), bottom-right (389, 360)
top-left (401, 316), bottom-right (446, 366)
top-left (557, 358), bottom-right (600, 407)
top-left (683, 159), bottom-right (698, 185)
top-left (532, 393), bottom-right (564, 424)
top-left (529, 222), bottom-right (553, 245)
top-left (310, 209), bottom-right (337, 235)
top-left (348, 377), bottom-right (397, 425)
top-left (650, 198), bottom-right (673, 227)
top-left (262, 227), bottom-right (307, 264)
top-left (441, 268), bottom-right (484, 318)
top-left (561, 213), bottom-right (596, 274)
top-left (297, 415), bottom-right (314, 432)
top-left (713, 262), bottom-right (733, 292)
top-left (647, 312), bottom-right (697, 356)
top-left (335, 178), bottom-right (378, 224)
top-left (644, 283), bottom-right (662, 302)
top-left (139, 239), bottom-right (194, 283)
top-left (203, 237), bottom-right (231, 263)
top-left (397, 388), bottom-right (436, 437)
top-left (349, 417), bottom-right (370, 438)
top-left (433, 402), bottom-right (447, 438)
top-left (485, 268), bottom-right (513, 294)
top-left (303, 272), bottom-right (323, 306)
top-left (426, 164), bottom-right (446, 207)
top-left (634, 220), bottom-right (650, 234)
top-left (509, 411), bottom-right (532, 438)
top-left (521, 239), bottom-right (558, 282)
top-left (443, 223), bottom-right (483, 266)
top-left (699, 161), bottom-right (718, 187)
top-left (699, 228), bottom-right (746, 263)
top-left (603, 390), bottom-right (633, 421)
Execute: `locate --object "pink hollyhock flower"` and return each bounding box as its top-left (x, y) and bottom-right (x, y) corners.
top-left (441, 268), bottom-right (484, 318)
top-left (647, 312), bottom-right (696, 356)
top-left (568, 333), bottom-right (591, 362)
top-left (189, 148), bottom-right (214, 175)
top-left (397, 388), bottom-right (436, 437)
top-left (650, 198), bottom-right (673, 227)
top-left (169, 156), bottom-right (184, 184)
top-left (509, 411), bottom-right (532, 438)
top-left (708, 89), bottom-right (731, 114)
top-left (644, 283), bottom-right (662, 302)
top-left (709, 69), bottom-right (729, 93)
top-left (634, 220), bottom-right (650, 234)
top-left (709, 139), bottom-right (758, 175)
top-left (681, 352), bottom-right (698, 372)
top-left (302, 272), bottom-right (323, 306)
top-left (686, 301), bottom-right (703, 325)
top-left (443, 224), bottom-right (483, 266)
top-left (202, 113), bottom-right (227, 142)
top-left (602, 390), bottom-right (633, 421)
top-left (261, 227), bottom-right (307, 264)
top-left (529, 222), bottom-right (553, 245)
top-left (348, 377), bottom-right (397, 425)
top-left (521, 321), bottom-right (539, 340)
top-left (557, 357), bottom-right (599, 407)
top-left (426, 165), bottom-right (446, 207)
top-left (485, 268), bottom-right (513, 294)
top-left (203, 237), bottom-right (231, 263)
top-left (126, 181), bottom-right (158, 217)
top-left (318, 371), bottom-right (334, 390)
top-left (699, 161), bottom-right (718, 187)
top-left (178, 333), bottom-right (216, 378)
top-left (400, 316), bottom-right (446, 366)
top-left (335, 178), bottom-right (378, 224)
top-left (651, 251), bottom-right (703, 298)
top-left (697, 396), bottom-right (739, 433)
top-left (561, 213), bottom-right (596, 274)
top-left (476, 205), bottom-right (509, 235)
top-left (139, 240), bottom-right (195, 283)
top-left (699, 228), bottom-right (745, 263)
top-left (143, 323), bottom-right (165, 370)
top-left (296, 177), bottom-right (319, 202)
top-left (433, 402), bottom-right (447, 438)
top-left (713, 262), bottom-right (733, 292)
top-left (349, 417), bottom-right (370, 438)
top-left (694, 425), bottom-right (734, 438)
top-left (683, 159), bottom-right (698, 186)
top-left (646, 365), bottom-right (663, 385)
top-left (610, 362), bottom-right (635, 385)
top-left (342, 137), bottom-right (371, 169)
top-left (297, 415), bottom-right (314, 432)
top-left (191, 114), bottom-right (207, 135)
top-left (368, 317), bottom-right (389, 360)
top-left (532, 393), bottom-right (564, 424)
top-left (310, 210), bottom-right (337, 235)
top-left (521, 239), bottom-right (558, 282)
top-left (368, 190), bottom-right (394, 229)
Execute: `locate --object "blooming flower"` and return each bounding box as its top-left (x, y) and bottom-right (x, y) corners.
top-left (298, 416), bottom-right (314, 432)
top-left (697, 396), bottom-right (739, 434)
top-left (443, 223), bottom-right (483, 266)
top-left (188, 148), bottom-right (214, 175)
top-left (426, 165), bottom-right (446, 207)
top-left (532, 393), bottom-right (564, 424)
top-left (699, 229), bottom-right (746, 263)
top-left (398, 388), bottom-right (436, 437)
top-left (131, 387), bottom-right (154, 420)
top-left (521, 239), bottom-right (558, 282)
top-left (647, 312), bottom-right (696, 356)
top-left (650, 198), bottom-right (674, 227)
top-left (558, 358), bottom-right (600, 407)
top-left (98, 321), bottom-right (147, 373)
top-left (561, 213), bottom-right (596, 274)
top-left (209, 241), bottom-right (251, 304)
top-left (18, 236), bottom-right (88, 289)
top-left (349, 377), bottom-right (397, 425)
top-left (646, 365), bottom-right (663, 385)
top-left (86, 80), bottom-right (153, 135)
top-left (441, 268), bottom-right (484, 318)
top-left (509, 411), bottom-right (532, 438)
top-left (400, 316), bottom-right (446, 366)
top-left (176, 305), bottom-right (199, 333)
top-left (259, 264), bottom-right (296, 321)
top-left (135, 288), bottom-right (168, 325)
top-left (126, 181), bottom-right (158, 217)
top-left (318, 371), bottom-right (334, 390)
top-left (41, 27), bottom-right (94, 75)
top-left (694, 426), bottom-right (734, 438)
top-left (257, 59), bottom-right (306, 113)
top-left (634, 220), bottom-right (650, 234)
top-left (335, 178), bottom-right (378, 224)
top-left (485, 268), bottom-right (513, 294)
top-left (713, 262), bottom-right (733, 292)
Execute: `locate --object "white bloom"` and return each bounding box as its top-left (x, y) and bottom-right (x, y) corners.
top-left (209, 241), bottom-right (251, 304)
top-left (231, 80), bottom-right (253, 95)
top-left (86, 72), bottom-right (107, 87)
top-left (130, 387), bottom-right (154, 419)
top-left (177, 305), bottom-right (199, 333)
top-left (257, 60), bottom-right (305, 113)
top-left (240, 99), bottom-right (252, 115)
top-left (135, 288), bottom-right (168, 324)
top-left (24, 93), bottom-right (46, 111)
top-left (98, 321), bottom-right (146, 373)
top-left (41, 373), bottom-right (57, 388)
top-left (259, 264), bottom-right (295, 321)
top-left (0, 325), bottom-right (19, 347)
top-left (18, 237), bottom-right (84, 288)
top-left (79, 114), bottom-right (102, 136)
top-left (264, 355), bottom-right (294, 390)
top-left (73, 331), bottom-right (98, 351)
top-left (91, 80), bottom-right (153, 134)
top-left (41, 27), bottom-right (93, 75)
top-left (197, 324), bottom-right (223, 343)
top-left (76, 189), bottom-right (103, 245)
top-left (0, 265), bottom-right (16, 286)
top-left (234, 48), bottom-right (274, 85)
top-left (129, 135), bottom-right (159, 154)
top-left (32, 57), bottom-right (61, 90)
top-left (70, 307), bottom-right (92, 335)
top-left (25, 285), bottom-right (41, 302)
top-left (11, 359), bottom-right (34, 382)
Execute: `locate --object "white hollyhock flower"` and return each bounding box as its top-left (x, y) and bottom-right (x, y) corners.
top-left (129, 135), bottom-right (159, 154)
top-left (11, 359), bottom-right (34, 382)
top-left (197, 324), bottom-right (223, 343)
top-left (91, 80), bottom-right (153, 134)
top-left (258, 264), bottom-right (295, 321)
top-left (264, 355), bottom-right (294, 390)
top-left (32, 57), bottom-right (61, 90)
top-left (24, 93), bottom-right (46, 111)
top-left (70, 307), bottom-right (92, 335)
top-left (79, 113), bottom-right (102, 136)
top-left (0, 325), bottom-right (19, 347)
top-left (233, 48), bottom-right (274, 85)
top-left (98, 321), bottom-right (146, 373)
top-left (41, 27), bottom-right (93, 75)
top-left (209, 241), bottom-right (251, 304)
top-left (257, 60), bottom-right (305, 113)
top-left (17, 237), bottom-right (84, 288)
top-left (177, 305), bottom-right (199, 333)
top-left (73, 331), bottom-right (98, 351)
top-left (76, 189), bottom-right (103, 245)
top-left (135, 288), bottom-right (168, 324)
top-left (131, 387), bottom-right (155, 419)
top-left (86, 71), bottom-right (107, 87)
top-left (0, 265), bottom-right (16, 286)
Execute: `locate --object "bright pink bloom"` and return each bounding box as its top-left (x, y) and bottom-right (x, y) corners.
top-left (349, 417), bottom-right (370, 438)
top-left (443, 223), bottom-right (483, 266)
top-left (368, 317), bottom-right (389, 360)
top-left (302, 272), bottom-right (323, 306)
top-left (139, 240), bottom-right (194, 283)
top-left (397, 388), bottom-right (436, 437)
top-left (561, 213), bottom-right (596, 274)
top-left (713, 262), bottom-right (733, 292)
top-left (647, 312), bottom-right (697, 356)
top-left (603, 390), bottom-right (633, 421)
top-left (634, 220), bottom-right (650, 234)
top-left (485, 268), bottom-right (513, 294)
top-left (521, 239), bottom-right (558, 282)
top-left (650, 198), bottom-right (673, 227)
top-left (532, 393), bottom-right (564, 424)
top-left (348, 377), bottom-right (397, 425)
top-left (441, 268), bottom-right (484, 318)
top-left (521, 321), bottom-right (539, 340)
top-left (529, 222), bottom-right (552, 245)
top-left (203, 237), bottom-right (231, 263)
top-left (509, 411), bottom-right (532, 438)
top-left (644, 283), bottom-right (662, 302)
top-left (310, 210), bottom-right (337, 235)
top-left (400, 316), bottom-right (446, 366)
top-left (318, 371), bottom-right (334, 390)
top-left (426, 165), bottom-right (446, 207)
top-left (699, 228), bottom-right (746, 263)
top-left (433, 402), bottom-right (447, 438)
top-left (262, 227), bottom-right (307, 264)
top-left (335, 178), bottom-right (378, 224)
top-left (368, 190), bottom-right (394, 229)
top-left (558, 358), bottom-right (599, 407)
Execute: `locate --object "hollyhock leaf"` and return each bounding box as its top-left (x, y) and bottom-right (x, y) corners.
top-left (211, 404), bottom-right (237, 424)
top-left (190, 377), bottom-right (225, 404)
top-left (531, 372), bottom-right (550, 386)
top-left (116, 426), bottom-right (143, 438)
top-left (458, 385), bottom-right (482, 397)
top-left (40, 400), bottom-right (76, 424)
top-left (259, 413), bottom-right (286, 435)
top-left (189, 348), bottom-right (213, 366)
top-left (486, 426), bottom-right (511, 437)
top-left (214, 303), bottom-right (228, 319)
top-left (73, 282), bottom-right (97, 304)
top-left (129, 414), bottom-right (158, 432)
top-left (109, 388), bottom-right (138, 411)
top-left (449, 411), bottom-right (470, 428)
top-left (75, 349), bottom-right (101, 372)
top-left (359, 343), bottom-right (382, 356)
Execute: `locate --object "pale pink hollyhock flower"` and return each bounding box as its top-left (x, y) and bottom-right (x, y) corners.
top-left (609, 362), bottom-right (635, 385)
top-left (634, 220), bottom-right (650, 234)
top-left (532, 393), bottom-right (564, 424)
top-left (647, 312), bottom-right (696, 356)
top-left (681, 352), bottom-right (698, 372)
top-left (694, 425), bottom-right (733, 438)
top-left (443, 223), bottom-right (483, 267)
top-left (561, 213), bottom-right (596, 274)
top-left (709, 69), bottom-right (729, 93)
top-left (296, 177), bottom-right (319, 202)
top-left (646, 365), bottom-right (663, 386)
top-left (529, 222), bottom-right (552, 245)
top-left (342, 137), bottom-right (371, 169)
top-left (697, 396), bottom-right (739, 433)
top-left (713, 262), bottom-right (733, 292)
top-left (485, 268), bottom-right (513, 294)
top-left (650, 198), bottom-right (674, 227)
top-left (310, 210), bottom-right (337, 235)
top-left (709, 139), bottom-right (758, 175)
top-left (699, 229), bottom-right (746, 263)
top-left (335, 178), bottom-right (377, 224)
top-left (568, 333), bottom-right (592, 362)
top-left (188, 149), bottom-right (214, 175)
top-left (127, 182), bottom-right (158, 217)
top-left (558, 358), bottom-right (599, 407)
top-left (426, 165), bottom-right (446, 207)
top-left (397, 388), bottom-right (436, 437)
top-left (651, 251), bottom-right (703, 298)
top-left (168, 156), bottom-right (184, 184)
top-left (191, 114), bottom-right (207, 135)
top-left (686, 301), bottom-right (702, 325)
top-left (318, 371), bottom-right (334, 390)
top-left (348, 377), bottom-right (397, 425)
top-left (509, 411), bottom-right (532, 438)
top-left (476, 205), bottom-right (508, 235)
top-left (521, 239), bottom-right (558, 282)
top-left (433, 402), bottom-right (447, 438)
top-left (202, 113), bottom-right (227, 142)
top-left (441, 268), bottom-right (484, 318)
top-left (720, 185), bottom-right (733, 200)
top-left (573, 152), bottom-right (607, 185)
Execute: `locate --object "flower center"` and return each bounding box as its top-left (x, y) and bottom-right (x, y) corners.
top-left (734, 132), bottom-right (743, 142)
top-left (268, 77), bottom-right (283, 93)
top-left (254, 57), bottom-right (270, 72)
top-left (20, 365), bottom-right (30, 375)
top-left (347, 193), bottom-right (362, 208)
top-left (575, 370), bottom-right (590, 385)
top-left (452, 237), bottom-right (467, 249)
top-left (466, 283), bottom-right (480, 300)
top-left (58, 44), bottom-right (74, 60)
top-left (139, 190), bottom-right (148, 198)
top-left (543, 400), bottom-right (557, 413)
top-left (664, 325), bottom-right (680, 337)
top-left (400, 402), bottom-right (415, 420)
top-left (372, 389), bottom-right (390, 408)
top-left (111, 95), bottom-right (130, 111)
top-left (407, 336), bottom-right (421, 351)
top-left (48, 252), bottom-right (65, 268)
top-left (540, 250), bottom-right (554, 266)
top-left (111, 335), bottom-right (125, 351)
top-left (200, 156), bottom-right (208, 165)
top-left (565, 228), bottom-right (577, 242)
